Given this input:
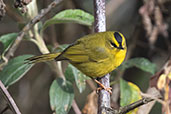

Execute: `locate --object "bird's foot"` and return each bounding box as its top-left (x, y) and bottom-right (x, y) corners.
top-left (94, 79), bottom-right (112, 94)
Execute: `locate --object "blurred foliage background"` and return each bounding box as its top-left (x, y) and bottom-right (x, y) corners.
top-left (0, 0), bottom-right (171, 114)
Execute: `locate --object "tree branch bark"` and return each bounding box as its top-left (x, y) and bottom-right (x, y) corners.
top-left (93, 0), bottom-right (111, 113)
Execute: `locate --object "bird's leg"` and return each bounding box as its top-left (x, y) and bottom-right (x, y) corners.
top-left (94, 79), bottom-right (112, 94)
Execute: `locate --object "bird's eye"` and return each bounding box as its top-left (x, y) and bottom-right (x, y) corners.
top-left (110, 41), bottom-right (117, 48)
top-left (114, 32), bottom-right (122, 44)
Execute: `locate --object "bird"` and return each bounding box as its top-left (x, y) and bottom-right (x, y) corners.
top-left (26, 31), bottom-right (127, 93)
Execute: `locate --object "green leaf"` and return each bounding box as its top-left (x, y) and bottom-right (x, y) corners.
top-left (120, 79), bottom-right (141, 107)
top-left (0, 55), bottom-right (33, 87)
top-left (64, 64), bottom-right (75, 83)
top-left (0, 33), bottom-right (18, 56)
top-left (120, 79), bottom-right (132, 106)
top-left (42, 9), bottom-right (94, 30)
top-left (65, 64), bottom-right (87, 93)
top-left (119, 57), bottom-right (156, 74)
top-left (120, 79), bottom-right (142, 114)
top-left (49, 78), bottom-right (74, 114)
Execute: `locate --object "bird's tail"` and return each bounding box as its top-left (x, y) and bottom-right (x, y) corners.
top-left (25, 53), bottom-right (61, 64)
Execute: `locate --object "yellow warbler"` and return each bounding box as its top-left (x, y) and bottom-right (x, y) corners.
top-left (26, 31), bottom-right (127, 78)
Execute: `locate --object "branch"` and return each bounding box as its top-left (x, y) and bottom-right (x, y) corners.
top-left (103, 97), bottom-right (155, 114)
top-left (93, 0), bottom-right (111, 113)
top-left (118, 97), bottom-right (154, 114)
top-left (5, 0), bottom-right (63, 60)
top-left (94, 0), bottom-right (106, 32)
top-left (0, 81), bottom-right (21, 114)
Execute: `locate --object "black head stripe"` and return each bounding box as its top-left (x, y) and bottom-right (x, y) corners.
top-left (110, 41), bottom-right (117, 48)
top-left (114, 32), bottom-right (122, 44)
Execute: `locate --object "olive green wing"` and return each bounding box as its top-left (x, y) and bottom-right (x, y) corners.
top-left (56, 41), bottom-right (89, 63)
top-left (56, 40), bottom-right (109, 63)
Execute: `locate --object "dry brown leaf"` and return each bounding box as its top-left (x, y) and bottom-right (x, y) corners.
top-left (150, 58), bottom-right (171, 114)
top-left (82, 91), bottom-right (98, 114)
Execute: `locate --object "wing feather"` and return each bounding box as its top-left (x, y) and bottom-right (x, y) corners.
top-left (56, 35), bottom-right (110, 63)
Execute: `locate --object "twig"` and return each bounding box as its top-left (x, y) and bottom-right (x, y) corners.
top-left (141, 92), bottom-right (164, 105)
top-left (103, 97), bottom-right (155, 114)
top-left (0, 81), bottom-right (21, 114)
top-left (106, 87), bottom-right (162, 114)
top-left (93, 0), bottom-right (111, 114)
top-left (118, 97), bottom-right (154, 114)
top-left (71, 99), bottom-right (82, 114)
top-left (5, 0), bottom-right (63, 60)
top-left (0, 105), bottom-right (9, 114)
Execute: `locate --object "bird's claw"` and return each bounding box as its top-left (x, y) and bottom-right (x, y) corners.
top-left (96, 87), bottom-right (112, 94)
top-left (94, 79), bottom-right (112, 94)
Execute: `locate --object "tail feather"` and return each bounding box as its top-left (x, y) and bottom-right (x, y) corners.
top-left (25, 53), bottom-right (61, 64)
